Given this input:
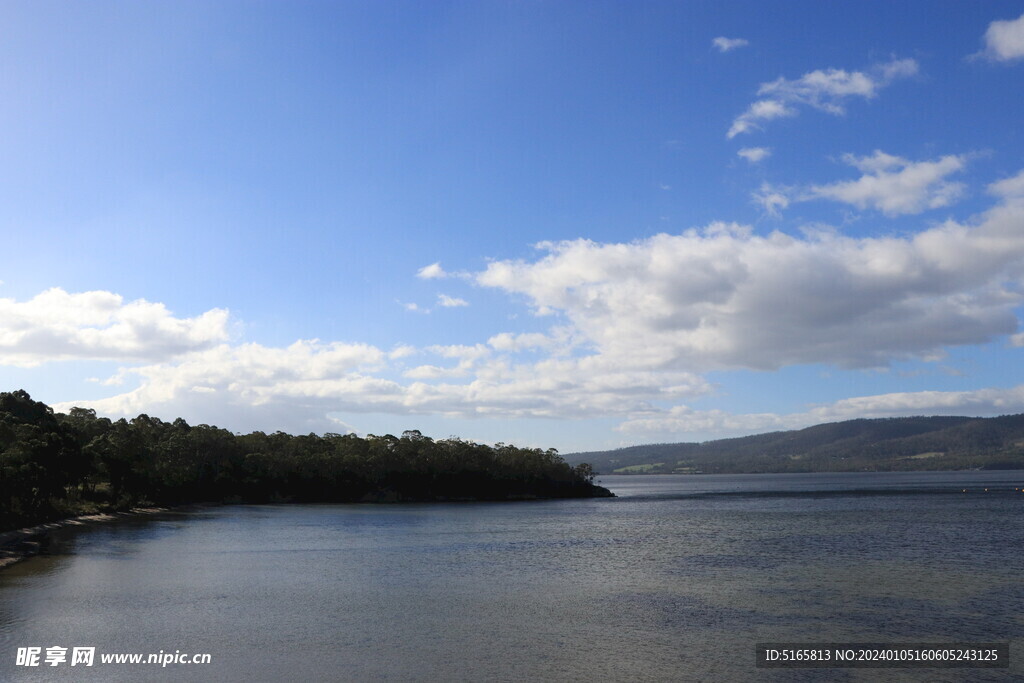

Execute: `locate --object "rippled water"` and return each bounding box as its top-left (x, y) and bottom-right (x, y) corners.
top-left (2, 471), bottom-right (1022, 681)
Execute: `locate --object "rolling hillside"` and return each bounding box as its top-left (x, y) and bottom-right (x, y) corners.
top-left (565, 415), bottom-right (1024, 474)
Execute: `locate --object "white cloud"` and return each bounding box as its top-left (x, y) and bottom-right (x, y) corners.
top-left (727, 99), bottom-right (795, 138)
top-left (40, 171), bottom-right (1024, 439)
top-left (54, 341), bottom-right (400, 433)
top-left (807, 151), bottom-right (968, 215)
top-left (0, 288), bottom-right (229, 367)
top-left (388, 345), bottom-right (417, 359)
top-left (980, 12), bottom-right (1024, 62)
top-left (989, 169), bottom-right (1024, 199)
top-left (416, 262), bottom-right (446, 279)
top-left (808, 385), bottom-right (1024, 421)
top-left (617, 385), bottom-right (1024, 438)
top-left (752, 183), bottom-right (791, 217)
top-left (403, 364), bottom-right (462, 380)
top-left (617, 405), bottom-right (799, 436)
top-left (738, 147), bottom-right (771, 163)
top-left (728, 58), bottom-right (918, 137)
top-left (56, 340), bottom-right (710, 431)
top-left (477, 180), bottom-right (1024, 372)
top-left (488, 331), bottom-right (556, 352)
top-left (712, 36), bottom-right (749, 52)
top-left (403, 344), bottom-right (488, 379)
top-left (878, 58), bottom-right (920, 81)
top-left (437, 294), bottom-right (469, 308)
top-left (429, 343), bottom-right (490, 360)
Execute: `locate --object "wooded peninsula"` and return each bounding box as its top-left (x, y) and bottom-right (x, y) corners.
top-left (0, 390), bottom-right (611, 533)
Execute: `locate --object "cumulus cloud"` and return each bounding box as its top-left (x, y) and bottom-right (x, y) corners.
top-left (728, 100), bottom-right (796, 138)
top-left (404, 344), bottom-right (488, 379)
top-left (42, 171), bottom-right (1024, 439)
top-left (738, 147), bottom-right (771, 163)
top-left (0, 288), bottom-right (229, 367)
top-left (728, 58), bottom-right (918, 137)
top-left (56, 339), bottom-right (710, 431)
top-left (437, 294), bottom-right (469, 308)
top-left (980, 11), bottom-right (1024, 62)
top-left (488, 331), bottom-right (557, 353)
top-left (712, 36), bottom-right (749, 52)
top-left (989, 170), bottom-right (1024, 198)
top-left (752, 183), bottom-right (791, 217)
top-left (388, 345), bottom-right (417, 359)
top-left (416, 262), bottom-right (447, 279)
top-left (807, 151), bottom-right (968, 215)
top-left (54, 341), bottom-right (398, 433)
top-left (477, 178), bottom-right (1024, 372)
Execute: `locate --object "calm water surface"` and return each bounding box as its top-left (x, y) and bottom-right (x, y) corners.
top-left (1, 471), bottom-right (1022, 681)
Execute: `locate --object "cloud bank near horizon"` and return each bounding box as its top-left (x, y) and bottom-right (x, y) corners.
top-left (18, 167), bottom-right (1024, 443)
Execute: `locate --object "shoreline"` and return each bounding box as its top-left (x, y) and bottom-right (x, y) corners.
top-left (0, 487), bottom-right (613, 571)
top-left (596, 466), bottom-right (1024, 476)
top-left (0, 507), bottom-right (178, 571)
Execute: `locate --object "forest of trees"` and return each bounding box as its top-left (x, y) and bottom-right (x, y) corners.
top-left (567, 414), bottom-right (1024, 475)
top-left (0, 390), bottom-right (610, 532)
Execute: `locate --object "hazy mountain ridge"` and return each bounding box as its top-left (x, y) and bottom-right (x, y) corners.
top-left (565, 415), bottom-right (1024, 474)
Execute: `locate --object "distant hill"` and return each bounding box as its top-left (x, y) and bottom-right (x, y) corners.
top-left (565, 414), bottom-right (1024, 474)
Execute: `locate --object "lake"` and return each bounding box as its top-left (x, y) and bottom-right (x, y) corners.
top-left (2, 471), bottom-right (1023, 681)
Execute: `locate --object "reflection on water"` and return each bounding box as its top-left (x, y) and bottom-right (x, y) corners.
top-left (1, 472), bottom-right (1022, 681)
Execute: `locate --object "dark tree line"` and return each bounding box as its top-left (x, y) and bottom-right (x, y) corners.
top-left (1, 390), bottom-right (608, 532)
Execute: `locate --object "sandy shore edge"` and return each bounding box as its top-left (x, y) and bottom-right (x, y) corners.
top-left (0, 507), bottom-right (173, 571)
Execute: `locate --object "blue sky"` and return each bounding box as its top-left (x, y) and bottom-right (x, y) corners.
top-left (3, 1), bottom-right (1024, 452)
